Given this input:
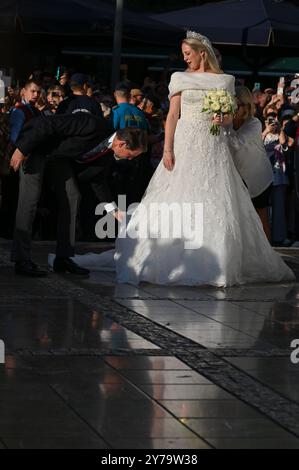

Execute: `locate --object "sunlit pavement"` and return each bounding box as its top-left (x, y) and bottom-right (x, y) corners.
top-left (1, 239), bottom-right (299, 449)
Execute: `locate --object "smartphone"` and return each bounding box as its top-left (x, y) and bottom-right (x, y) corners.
top-left (253, 82), bottom-right (260, 91)
top-left (56, 66), bottom-right (60, 81)
top-left (277, 76), bottom-right (285, 95)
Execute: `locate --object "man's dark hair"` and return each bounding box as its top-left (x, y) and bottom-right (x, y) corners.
top-left (23, 79), bottom-right (41, 89)
top-left (116, 127), bottom-right (148, 153)
top-left (114, 81), bottom-right (130, 99)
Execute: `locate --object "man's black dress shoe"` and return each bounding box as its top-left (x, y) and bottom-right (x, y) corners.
top-left (15, 261), bottom-right (48, 277)
top-left (53, 257), bottom-right (90, 275)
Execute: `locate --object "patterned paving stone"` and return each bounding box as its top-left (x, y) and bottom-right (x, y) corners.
top-left (1, 242), bottom-right (299, 448)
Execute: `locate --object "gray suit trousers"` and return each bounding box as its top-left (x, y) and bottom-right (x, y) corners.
top-left (11, 155), bottom-right (80, 262)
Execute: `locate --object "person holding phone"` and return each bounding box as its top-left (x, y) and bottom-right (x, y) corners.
top-left (263, 110), bottom-right (293, 245)
top-left (277, 77), bottom-right (285, 96)
top-left (46, 85), bottom-right (65, 114)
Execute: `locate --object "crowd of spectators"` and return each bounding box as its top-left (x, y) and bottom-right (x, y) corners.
top-left (253, 78), bottom-right (299, 245)
top-left (0, 69), bottom-right (167, 241)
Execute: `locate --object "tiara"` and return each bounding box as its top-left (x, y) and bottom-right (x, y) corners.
top-left (186, 30), bottom-right (217, 62)
top-left (186, 30), bottom-right (212, 48)
top-left (186, 30), bottom-right (205, 41)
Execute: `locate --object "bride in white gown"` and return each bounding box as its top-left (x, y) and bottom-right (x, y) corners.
top-left (69, 31), bottom-right (295, 287)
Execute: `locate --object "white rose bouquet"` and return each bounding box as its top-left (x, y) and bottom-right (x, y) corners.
top-left (202, 89), bottom-right (236, 136)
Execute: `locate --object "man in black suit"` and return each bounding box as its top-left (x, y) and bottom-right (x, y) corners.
top-left (10, 113), bottom-right (147, 277)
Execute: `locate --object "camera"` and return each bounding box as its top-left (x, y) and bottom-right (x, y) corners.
top-left (267, 117), bottom-right (276, 125)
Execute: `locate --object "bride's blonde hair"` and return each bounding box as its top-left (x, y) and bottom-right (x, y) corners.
top-left (235, 86), bottom-right (255, 119)
top-left (182, 37), bottom-right (222, 74)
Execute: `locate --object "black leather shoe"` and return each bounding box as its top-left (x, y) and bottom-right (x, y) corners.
top-left (53, 257), bottom-right (90, 276)
top-left (15, 260), bottom-right (48, 277)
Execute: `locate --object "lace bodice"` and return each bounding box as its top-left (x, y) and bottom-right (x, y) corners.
top-left (180, 89), bottom-right (210, 121)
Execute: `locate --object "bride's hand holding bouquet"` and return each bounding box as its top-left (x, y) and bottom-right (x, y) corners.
top-left (202, 89), bottom-right (236, 136)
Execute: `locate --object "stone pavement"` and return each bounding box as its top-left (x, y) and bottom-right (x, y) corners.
top-left (1, 239), bottom-right (299, 449)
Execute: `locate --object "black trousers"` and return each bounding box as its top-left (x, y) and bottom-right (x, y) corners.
top-left (11, 155), bottom-right (80, 262)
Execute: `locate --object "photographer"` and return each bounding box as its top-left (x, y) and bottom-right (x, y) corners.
top-left (263, 110), bottom-right (294, 245)
top-left (262, 111), bottom-right (280, 143)
top-left (46, 85), bottom-right (65, 114)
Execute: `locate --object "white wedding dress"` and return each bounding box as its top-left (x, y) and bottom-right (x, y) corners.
top-left (66, 72), bottom-right (295, 287)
